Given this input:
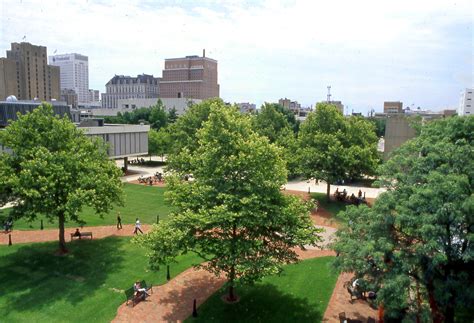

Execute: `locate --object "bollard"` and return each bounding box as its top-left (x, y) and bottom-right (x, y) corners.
top-left (156, 215), bottom-right (160, 224)
top-left (192, 298), bottom-right (198, 317)
top-left (166, 265), bottom-right (170, 281)
top-left (40, 219), bottom-right (44, 230)
top-left (8, 234), bottom-right (12, 246)
top-left (308, 186), bottom-right (311, 194)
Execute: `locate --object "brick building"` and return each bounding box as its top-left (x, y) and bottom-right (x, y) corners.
top-left (159, 51), bottom-right (219, 100)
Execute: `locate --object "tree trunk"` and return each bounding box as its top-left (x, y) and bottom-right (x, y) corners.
top-left (228, 275), bottom-right (235, 301)
top-left (326, 182), bottom-right (331, 201)
top-left (227, 224), bottom-right (237, 302)
top-left (58, 212), bottom-right (68, 253)
top-left (427, 281), bottom-right (443, 323)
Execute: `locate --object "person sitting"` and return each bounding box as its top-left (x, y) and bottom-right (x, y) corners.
top-left (358, 189), bottom-right (362, 198)
top-left (335, 187), bottom-right (340, 196)
top-left (133, 281), bottom-right (150, 299)
top-left (73, 228), bottom-right (81, 238)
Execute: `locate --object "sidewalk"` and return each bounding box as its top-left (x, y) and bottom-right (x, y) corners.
top-left (284, 179), bottom-right (386, 199)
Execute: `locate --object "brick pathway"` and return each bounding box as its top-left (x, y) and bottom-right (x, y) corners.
top-left (112, 249), bottom-right (336, 323)
top-left (323, 272), bottom-right (378, 322)
top-left (0, 224), bottom-right (151, 245)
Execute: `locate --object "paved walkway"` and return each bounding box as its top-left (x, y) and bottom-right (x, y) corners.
top-left (112, 249), bottom-right (337, 323)
top-left (0, 224), bottom-right (151, 245)
top-left (284, 179), bottom-right (385, 199)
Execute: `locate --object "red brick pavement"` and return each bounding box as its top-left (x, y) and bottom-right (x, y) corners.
top-left (112, 249), bottom-right (348, 323)
top-left (323, 272), bottom-right (378, 322)
top-left (0, 224), bottom-right (151, 245)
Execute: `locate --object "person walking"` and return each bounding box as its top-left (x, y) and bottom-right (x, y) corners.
top-left (133, 218), bottom-right (143, 234)
top-left (117, 212), bottom-right (122, 230)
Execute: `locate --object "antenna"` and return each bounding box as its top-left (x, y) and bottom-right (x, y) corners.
top-left (327, 86), bottom-right (332, 102)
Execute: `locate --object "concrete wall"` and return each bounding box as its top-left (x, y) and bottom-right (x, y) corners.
top-left (80, 124), bottom-right (150, 158)
top-left (384, 115), bottom-right (417, 160)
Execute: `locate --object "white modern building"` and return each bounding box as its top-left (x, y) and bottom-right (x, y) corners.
top-left (49, 53), bottom-right (89, 104)
top-left (458, 88), bottom-right (473, 116)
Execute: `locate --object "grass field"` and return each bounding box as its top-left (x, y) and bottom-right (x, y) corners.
top-left (186, 257), bottom-right (338, 323)
top-left (0, 236), bottom-right (202, 323)
top-left (311, 192), bottom-right (348, 220)
top-left (0, 183), bottom-right (173, 230)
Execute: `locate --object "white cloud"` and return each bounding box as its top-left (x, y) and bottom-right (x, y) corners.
top-left (0, 0), bottom-right (472, 112)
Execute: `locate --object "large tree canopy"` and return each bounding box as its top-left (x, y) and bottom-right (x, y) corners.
top-left (0, 104), bottom-right (123, 252)
top-left (136, 103), bottom-right (320, 301)
top-left (333, 116), bottom-right (474, 322)
top-left (298, 103), bottom-right (379, 199)
top-left (253, 103), bottom-right (299, 178)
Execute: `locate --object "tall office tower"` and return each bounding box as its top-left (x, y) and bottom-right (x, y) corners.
top-left (160, 51), bottom-right (219, 100)
top-left (0, 42), bottom-right (60, 101)
top-left (101, 74), bottom-right (160, 109)
top-left (49, 53), bottom-right (89, 103)
top-left (458, 88), bottom-right (473, 116)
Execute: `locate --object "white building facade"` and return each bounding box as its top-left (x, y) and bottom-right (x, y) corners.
top-left (458, 88), bottom-right (473, 116)
top-left (49, 53), bottom-right (89, 104)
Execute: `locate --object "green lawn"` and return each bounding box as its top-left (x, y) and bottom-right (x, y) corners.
top-left (186, 257), bottom-right (338, 323)
top-left (311, 192), bottom-right (348, 220)
top-left (0, 183), bottom-right (173, 230)
top-left (0, 236), bottom-right (202, 322)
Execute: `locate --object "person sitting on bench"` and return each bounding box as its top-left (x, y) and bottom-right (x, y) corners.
top-left (134, 281), bottom-right (150, 298)
top-left (73, 228), bottom-right (81, 238)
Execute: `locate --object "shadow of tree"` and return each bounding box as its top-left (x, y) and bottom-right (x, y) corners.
top-left (161, 278), bottom-right (325, 322)
top-left (0, 237), bottom-right (124, 316)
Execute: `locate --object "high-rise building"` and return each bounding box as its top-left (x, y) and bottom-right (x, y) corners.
top-left (49, 53), bottom-right (89, 103)
top-left (88, 89), bottom-right (100, 102)
top-left (458, 88), bottom-right (473, 116)
top-left (384, 101), bottom-right (403, 114)
top-left (279, 98), bottom-right (301, 113)
top-left (0, 42), bottom-right (60, 101)
top-left (160, 51), bottom-right (219, 100)
top-left (60, 88), bottom-right (78, 108)
top-left (101, 74), bottom-right (160, 109)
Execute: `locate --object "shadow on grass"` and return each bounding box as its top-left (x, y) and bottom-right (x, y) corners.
top-left (0, 237), bottom-right (124, 315)
top-left (185, 283), bottom-right (325, 323)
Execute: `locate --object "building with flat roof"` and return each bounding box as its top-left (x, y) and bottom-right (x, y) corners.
top-left (237, 102), bottom-right (256, 114)
top-left (160, 51), bottom-right (219, 100)
top-left (458, 88), bottom-right (473, 116)
top-left (101, 74), bottom-right (160, 109)
top-left (384, 101), bottom-right (403, 114)
top-left (1, 42), bottom-right (60, 101)
top-left (0, 97), bottom-right (70, 128)
top-left (49, 53), bottom-right (89, 103)
top-left (60, 89), bottom-right (78, 108)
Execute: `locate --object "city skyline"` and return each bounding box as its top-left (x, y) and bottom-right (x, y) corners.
top-left (0, 0), bottom-right (472, 113)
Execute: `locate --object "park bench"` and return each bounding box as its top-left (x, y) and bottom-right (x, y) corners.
top-left (70, 232), bottom-right (93, 241)
top-left (125, 280), bottom-right (153, 307)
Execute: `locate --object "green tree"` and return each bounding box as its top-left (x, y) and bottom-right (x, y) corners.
top-left (0, 104), bottom-right (123, 253)
top-left (148, 100), bottom-right (168, 130)
top-left (148, 128), bottom-right (171, 161)
top-left (254, 103), bottom-right (299, 178)
top-left (167, 107), bottom-right (178, 124)
top-left (167, 98), bottom-right (224, 170)
top-left (298, 103), bottom-right (379, 200)
top-left (135, 103), bottom-right (320, 301)
top-left (332, 116), bottom-right (474, 322)
top-left (368, 117), bottom-right (386, 137)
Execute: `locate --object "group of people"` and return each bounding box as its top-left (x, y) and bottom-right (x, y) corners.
top-left (138, 172), bottom-right (164, 186)
top-left (128, 158), bottom-right (146, 165)
top-left (334, 188), bottom-right (367, 205)
top-left (116, 212), bottom-right (144, 235)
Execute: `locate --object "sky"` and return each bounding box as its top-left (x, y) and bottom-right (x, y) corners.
top-left (1, 0), bottom-right (473, 114)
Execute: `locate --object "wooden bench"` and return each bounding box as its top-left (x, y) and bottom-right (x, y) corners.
top-left (125, 280), bottom-right (153, 307)
top-left (70, 232), bottom-right (93, 241)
